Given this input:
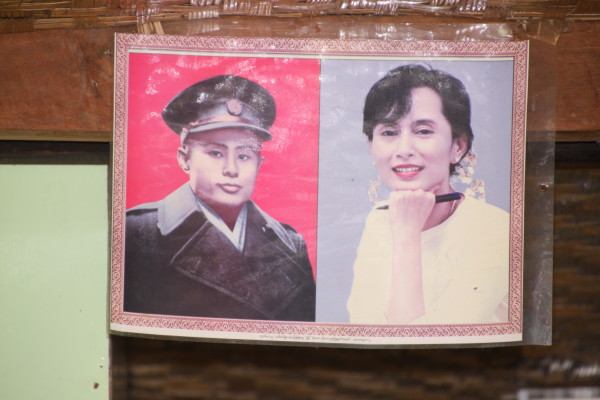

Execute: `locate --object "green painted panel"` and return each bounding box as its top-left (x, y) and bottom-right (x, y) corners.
top-left (0, 165), bottom-right (109, 400)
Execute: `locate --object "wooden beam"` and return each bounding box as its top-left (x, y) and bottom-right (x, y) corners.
top-left (0, 27), bottom-right (128, 139)
top-left (0, 19), bottom-right (598, 142)
top-left (556, 21), bottom-right (600, 134)
top-left (0, 129), bottom-right (111, 142)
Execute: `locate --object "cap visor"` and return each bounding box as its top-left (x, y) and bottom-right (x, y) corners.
top-left (187, 121), bottom-right (272, 141)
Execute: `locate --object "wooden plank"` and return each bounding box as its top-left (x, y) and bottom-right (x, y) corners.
top-left (0, 140), bottom-right (110, 164)
top-left (0, 129), bottom-right (111, 142)
top-left (0, 19), bottom-right (598, 142)
top-left (556, 130), bottom-right (600, 142)
top-left (0, 27), bottom-right (128, 139)
top-left (108, 156), bottom-right (600, 400)
top-left (556, 20), bottom-right (600, 134)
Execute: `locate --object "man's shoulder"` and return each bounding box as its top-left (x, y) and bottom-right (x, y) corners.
top-left (125, 185), bottom-right (197, 233)
top-left (247, 203), bottom-right (298, 232)
top-left (126, 201), bottom-right (160, 214)
top-left (276, 221), bottom-right (304, 245)
top-left (126, 201), bottom-right (160, 219)
top-left (247, 202), bottom-right (306, 251)
top-left (125, 201), bottom-right (161, 233)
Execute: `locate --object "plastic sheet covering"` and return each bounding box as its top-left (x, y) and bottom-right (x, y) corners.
top-left (110, 17), bottom-right (557, 347)
top-left (1, 0), bottom-right (598, 33)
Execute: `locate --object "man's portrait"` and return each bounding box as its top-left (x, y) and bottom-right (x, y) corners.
top-left (117, 53), bottom-right (321, 322)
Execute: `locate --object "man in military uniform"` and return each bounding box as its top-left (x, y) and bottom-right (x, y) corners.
top-left (124, 75), bottom-right (316, 322)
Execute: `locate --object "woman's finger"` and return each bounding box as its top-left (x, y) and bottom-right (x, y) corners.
top-left (388, 190), bottom-right (436, 238)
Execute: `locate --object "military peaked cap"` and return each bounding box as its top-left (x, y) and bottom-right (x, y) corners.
top-left (162, 75), bottom-right (276, 141)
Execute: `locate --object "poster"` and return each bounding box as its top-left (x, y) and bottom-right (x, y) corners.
top-left (111, 33), bottom-right (527, 346)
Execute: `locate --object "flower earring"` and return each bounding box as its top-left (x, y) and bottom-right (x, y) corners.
top-left (453, 150), bottom-right (486, 201)
top-left (368, 176), bottom-right (381, 204)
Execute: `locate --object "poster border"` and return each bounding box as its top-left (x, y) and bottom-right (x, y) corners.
top-left (110, 33), bottom-right (527, 346)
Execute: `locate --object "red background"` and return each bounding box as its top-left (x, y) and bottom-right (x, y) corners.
top-left (125, 53), bottom-right (321, 272)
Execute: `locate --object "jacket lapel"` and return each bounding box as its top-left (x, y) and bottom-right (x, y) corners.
top-left (241, 204), bottom-right (313, 316)
top-left (164, 198), bottom-right (308, 319)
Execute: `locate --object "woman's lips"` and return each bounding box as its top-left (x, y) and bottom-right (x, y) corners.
top-left (392, 165), bottom-right (423, 179)
top-left (218, 183), bottom-right (242, 194)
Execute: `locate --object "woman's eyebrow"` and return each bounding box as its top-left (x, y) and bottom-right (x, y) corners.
top-left (412, 119), bottom-right (436, 127)
top-left (376, 119), bottom-right (399, 127)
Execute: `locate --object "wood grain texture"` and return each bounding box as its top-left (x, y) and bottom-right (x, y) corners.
top-left (556, 21), bottom-right (600, 134)
top-left (0, 19), bottom-right (598, 142)
top-left (1, 0), bottom-right (600, 34)
top-left (0, 16), bottom-right (596, 398)
top-left (0, 27), bottom-right (128, 140)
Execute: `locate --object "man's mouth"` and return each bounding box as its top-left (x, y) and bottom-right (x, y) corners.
top-left (218, 183), bottom-right (242, 194)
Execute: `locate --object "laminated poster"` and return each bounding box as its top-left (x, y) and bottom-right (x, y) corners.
top-left (110, 33), bottom-right (528, 346)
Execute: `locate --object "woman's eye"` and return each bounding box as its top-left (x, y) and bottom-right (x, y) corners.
top-left (238, 154), bottom-right (250, 161)
top-left (415, 129), bottom-right (434, 135)
top-left (380, 129), bottom-right (397, 137)
top-left (208, 150), bottom-right (222, 157)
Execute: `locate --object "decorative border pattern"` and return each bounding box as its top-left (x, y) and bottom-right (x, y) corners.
top-left (111, 33), bottom-right (527, 345)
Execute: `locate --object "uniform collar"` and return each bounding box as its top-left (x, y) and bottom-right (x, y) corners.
top-left (196, 198), bottom-right (248, 252)
top-left (157, 184), bottom-right (201, 236)
top-left (157, 184), bottom-right (298, 254)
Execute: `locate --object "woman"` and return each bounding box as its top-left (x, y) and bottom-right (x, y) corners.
top-left (347, 64), bottom-right (509, 325)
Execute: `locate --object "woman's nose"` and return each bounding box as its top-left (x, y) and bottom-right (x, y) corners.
top-left (222, 154), bottom-right (238, 177)
top-left (393, 132), bottom-right (414, 159)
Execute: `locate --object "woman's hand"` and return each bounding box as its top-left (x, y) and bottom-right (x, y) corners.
top-left (388, 189), bottom-right (436, 242)
top-left (386, 189), bottom-right (437, 324)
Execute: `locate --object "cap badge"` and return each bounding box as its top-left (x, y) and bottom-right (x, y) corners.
top-left (226, 99), bottom-right (243, 116)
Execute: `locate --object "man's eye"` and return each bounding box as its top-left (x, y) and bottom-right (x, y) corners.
top-left (380, 129), bottom-right (397, 137)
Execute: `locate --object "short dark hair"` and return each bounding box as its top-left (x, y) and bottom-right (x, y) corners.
top-left (362, 64), bottom-right (473, 174)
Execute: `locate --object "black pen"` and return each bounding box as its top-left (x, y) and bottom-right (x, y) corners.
top-left (376, 192), bottom-right (461, 210)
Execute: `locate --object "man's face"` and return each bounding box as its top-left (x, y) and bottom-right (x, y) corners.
top-left (178, 128), bottom-right (263, 212)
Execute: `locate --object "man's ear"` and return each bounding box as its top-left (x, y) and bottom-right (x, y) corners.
top-left (258, 155), bottom-right (264, 169)
top-left (177, 146), bottom-right (190, 173)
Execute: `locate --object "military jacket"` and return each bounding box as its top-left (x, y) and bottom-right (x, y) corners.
top-left (124, 184), bottom-right (316, 321)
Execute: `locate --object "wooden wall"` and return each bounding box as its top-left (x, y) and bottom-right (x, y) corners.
top-left (1, 16), bottom-right (599, 400)
top-left (0, 18), bottom-right (599, 141)
top-left (108, 152), bottom-right (600, 400)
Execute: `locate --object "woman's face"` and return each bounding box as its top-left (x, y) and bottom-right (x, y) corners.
top-left (370, 86), bottom-right (467, 196)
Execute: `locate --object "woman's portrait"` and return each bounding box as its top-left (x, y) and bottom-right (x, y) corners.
top-left (317, 60), bottom-right (515, 325)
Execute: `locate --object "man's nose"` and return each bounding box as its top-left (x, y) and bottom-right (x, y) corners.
top-left (222, 154), bottom-right (239, 177)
